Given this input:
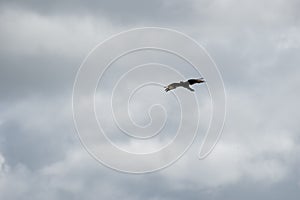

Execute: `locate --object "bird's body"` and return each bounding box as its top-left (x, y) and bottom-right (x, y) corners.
top-left (164, 78), bottom-right (205, 92)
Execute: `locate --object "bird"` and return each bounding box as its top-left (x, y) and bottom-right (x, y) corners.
top-left (164, 78), bottom-right (205, 92)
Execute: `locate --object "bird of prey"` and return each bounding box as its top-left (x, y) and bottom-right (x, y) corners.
top-left (164, 78), bottom-right (205, 92)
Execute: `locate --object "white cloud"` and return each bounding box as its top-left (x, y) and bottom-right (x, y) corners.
top-left (0, 8), bottom-right (117, 58)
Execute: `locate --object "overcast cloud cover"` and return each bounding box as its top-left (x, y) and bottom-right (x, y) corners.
top-left (1, 0), bottom-right (300, 199)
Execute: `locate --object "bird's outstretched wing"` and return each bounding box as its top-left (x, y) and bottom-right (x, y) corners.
top-left (188, 78), bottom-right (205, 85)
top-left (164, 82), bottom-right (181, 92)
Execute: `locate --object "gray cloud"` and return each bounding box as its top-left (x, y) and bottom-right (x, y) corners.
top-left (0, 0), bottom-right (197, 25)
top-left (0, 97), bottom-right (74, 170)
top-left (1, 0), bottom-right (300, 199)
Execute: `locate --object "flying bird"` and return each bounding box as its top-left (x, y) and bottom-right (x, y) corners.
top-left (164, 78), bottom-right (205, 92)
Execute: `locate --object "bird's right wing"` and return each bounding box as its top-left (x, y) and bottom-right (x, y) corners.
top-left (188, 78), bottom-right (205, 85)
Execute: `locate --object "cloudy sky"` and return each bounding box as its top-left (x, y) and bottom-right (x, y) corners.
top-left (1, 0), bottom-right (300, 199)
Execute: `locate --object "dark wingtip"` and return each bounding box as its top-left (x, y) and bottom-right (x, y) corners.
top-left (200, 78), bottom-right (205, 82)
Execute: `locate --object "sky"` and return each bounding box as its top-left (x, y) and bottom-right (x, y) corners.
top-left (1, 0), bottom-right (300, 199)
